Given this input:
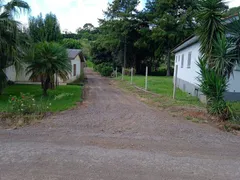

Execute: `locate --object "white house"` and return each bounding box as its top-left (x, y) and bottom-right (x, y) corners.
top-left (173, 36), bottom-right (240, 101)
top-left (5, 49), bottom-right (85, 85)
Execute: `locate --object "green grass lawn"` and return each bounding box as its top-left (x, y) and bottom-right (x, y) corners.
top-left (119, 75), bottom-right (202, 107)
top-left (0, 84), bottom-right (83, 112)
top-left (119, 75), bottom-right (240, 115)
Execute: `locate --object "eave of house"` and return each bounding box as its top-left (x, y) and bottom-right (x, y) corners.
top-left (172, 36), bottom-right (199, 53)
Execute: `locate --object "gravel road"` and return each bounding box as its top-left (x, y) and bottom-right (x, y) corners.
top-left (1, 68), bottom-right (240, 180)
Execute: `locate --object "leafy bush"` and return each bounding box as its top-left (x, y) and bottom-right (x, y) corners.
top-left (61, 38), bottom-right (82, 49)
top-left (86, 60), bottom-right (94, 68)
top-left (94, 63), bottom-right (113, 77)
top-left (8, 93), bottom-right (50, 115)
top-left (150, 66), bottom-right (174, 76)
top-left (124, 68), bottom-right (136, 76)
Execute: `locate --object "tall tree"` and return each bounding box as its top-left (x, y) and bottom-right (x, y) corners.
top-left (83, 23), bottom-right (95, 31)
top-left (144, 0), bottom-right (198, 76)
top-left (28, 13), bottom-right (62, 43)
top-left (103, 0), bottom-right (140, 68)
top-left (0, 0), bottom-right (30, 93)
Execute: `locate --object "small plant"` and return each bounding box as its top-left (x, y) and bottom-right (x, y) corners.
top-left (8, 93), bottom-right (50, 115)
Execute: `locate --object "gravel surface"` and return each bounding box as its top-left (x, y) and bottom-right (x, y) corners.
top-left (1, 68), bottom-right (240, 180)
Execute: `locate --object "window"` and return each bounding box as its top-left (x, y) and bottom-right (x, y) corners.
top-left (175, 56), bottom-right (177, 63)
top-left (73, 64), bottom-right (76, 76)
top-left (187, 52), bottom-right (192, 68)
top-left (178, 55), bottom-right (180, 62)
top-left (181, 54), bottom-right (184, 68)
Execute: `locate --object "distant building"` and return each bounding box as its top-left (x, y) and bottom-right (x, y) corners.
top-left (5, 49), bottom-right (85, 85)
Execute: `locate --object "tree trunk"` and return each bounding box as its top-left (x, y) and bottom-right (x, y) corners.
top-left (41, 76), bottom-right (44, 89)
top-left (43, 76), bottom-right (50, 96)
top-left (166, 50), bottom-right (171, 76)
top-left (123, 36), bottom-right (127, 68)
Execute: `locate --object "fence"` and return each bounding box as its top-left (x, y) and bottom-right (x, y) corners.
top-left (117, 66), bottom-right (178, 100)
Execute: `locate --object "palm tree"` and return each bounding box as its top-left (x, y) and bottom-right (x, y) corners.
top-left (0, 0), bottom-right (30, 94)
top-left (195, 0), bottom-right (234, 120)
top-left (26, 42), bottom-right (71, 96)
top-left (196, 0), bottom-right (227, 64)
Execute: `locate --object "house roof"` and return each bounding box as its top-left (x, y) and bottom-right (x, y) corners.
top-left (67, 49), bottom-right (86, 62)
top-left (172, 35), bottom-right (198, 53)
top-left (67, 49), bottom-right (82, 59)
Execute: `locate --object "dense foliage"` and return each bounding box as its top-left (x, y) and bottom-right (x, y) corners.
top-left (28, 13), bottom-right (62, 43)
top-left (91, 0), bottom-right (198, 75)
top-left (61, 38), bottom-right (82, 49)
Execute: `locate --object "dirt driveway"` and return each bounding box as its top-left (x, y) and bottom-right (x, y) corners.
top-left (1, 68), bottom-right (240, 180)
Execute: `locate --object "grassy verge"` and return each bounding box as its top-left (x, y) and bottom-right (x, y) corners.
top-left (119, 75), bottom-right (202, 107)
top-left (115, 75), bottom-right (240, 133)
top-left (0, 84), bottom-right (83, 112)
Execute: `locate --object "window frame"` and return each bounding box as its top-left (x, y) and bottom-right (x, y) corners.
top-left (187, 52), bottom-right (192, 68)
top-left (181, 54), bottom-right (184, 68)
top-left (73, 64), bottom-right (77, 76)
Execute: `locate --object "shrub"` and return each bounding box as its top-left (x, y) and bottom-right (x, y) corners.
top-left (94, 63), bottom-right (113, 77)
top-left (197, 58), bottom-right (232, 120)
top-left (86, 60), bottom-right (94, 68)
top-left (8, 93), bottom-right (50, 115)
top-left (150, 66), bottom-right (174, 76)
top-left (124, 68), bottom-right (136, 76)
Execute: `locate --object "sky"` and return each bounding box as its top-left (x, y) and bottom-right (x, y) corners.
top-left (13, 0), bottom-right (240, 33)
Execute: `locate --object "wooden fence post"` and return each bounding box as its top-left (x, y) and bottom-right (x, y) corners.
top-left (122, 67), bottom-right (124, 80)
top-left (145, 66), bottom-right (148, 91)
top-left (131, 67), bottom-right (133, 85)
top-left (116, 67), bottom-right (118, 78)
top-left (173, 65), bottom-right (178, 99)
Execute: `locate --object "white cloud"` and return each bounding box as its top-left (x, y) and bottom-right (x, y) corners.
top-left (15, 0), bottom-right (147, 32)
top-left (228, 0), bottom-right (240, 8)
top-left (16, 0), bottom-right (109, 32)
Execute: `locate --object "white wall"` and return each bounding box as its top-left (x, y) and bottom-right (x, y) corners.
top-left (5, 64), bottom-right (31, 82)
top-left (174, 42), bottom-right (240, 93)
top-left (174, 42), bottom-right (201, 87)
top-left (16, 65), bottom-right (31, 82)
top-left (4, 65), bottom-right (16, 81)
top-left (68, 55), bottom-right (81, 82)
top-left (228, 70), bottom-right (240, 92)
top-left (5, 55), bottom-right (82, 84)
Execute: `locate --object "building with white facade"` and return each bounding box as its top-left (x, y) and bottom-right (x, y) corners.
top-left (173, 36), bottom-right (240, 101)
top-left (5, 49), bottom-right (85, 85)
